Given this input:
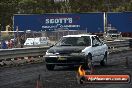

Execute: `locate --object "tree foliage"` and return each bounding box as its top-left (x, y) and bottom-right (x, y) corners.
top-left (0, 0), bottom-right (132, 30)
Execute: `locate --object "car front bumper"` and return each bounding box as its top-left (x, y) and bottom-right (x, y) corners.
top-left (45, 55), bottom-right (85, 65)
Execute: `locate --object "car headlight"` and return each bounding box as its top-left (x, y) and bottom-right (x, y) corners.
top-left (46, 51), bottom-right (54, 55)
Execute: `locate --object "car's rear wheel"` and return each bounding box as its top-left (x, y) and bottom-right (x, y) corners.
top-left (100, 53), bottom-right (107, 66)
top-left (46, 64), bottom-right (55, 70)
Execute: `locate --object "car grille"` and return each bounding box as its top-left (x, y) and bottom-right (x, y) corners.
top-left (45, 56), bottom-right (84, 63)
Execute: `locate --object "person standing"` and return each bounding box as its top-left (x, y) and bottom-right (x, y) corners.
top-left (20, 36), bottom-right (25, 48)
top-left (1, 40), bottom-right (7, 49)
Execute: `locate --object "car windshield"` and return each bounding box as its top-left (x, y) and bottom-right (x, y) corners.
top-left (56, 36), bottom-right (91, 46)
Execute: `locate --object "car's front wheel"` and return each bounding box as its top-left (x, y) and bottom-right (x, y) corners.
top-left (46, 64), bottom-right (55, 70)
top-left (100, 53), bottom-right (107, 66)
top-left (83, 54), bottom-right (93, 69)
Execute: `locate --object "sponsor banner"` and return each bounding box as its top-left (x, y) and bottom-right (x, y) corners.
top-left (13, 13), bottom-right (104, 32)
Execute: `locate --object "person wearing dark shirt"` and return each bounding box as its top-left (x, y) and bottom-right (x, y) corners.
top-left (1, 40), bottom-right (7, 49)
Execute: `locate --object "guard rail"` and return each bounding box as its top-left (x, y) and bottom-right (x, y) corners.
top-left (0, 39), bottom-right (131, 60)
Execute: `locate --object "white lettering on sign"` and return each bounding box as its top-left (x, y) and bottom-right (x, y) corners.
top-left (42, 24), bottom-right (80, 29)
top-left (45, 18), bottom-right (72, 24)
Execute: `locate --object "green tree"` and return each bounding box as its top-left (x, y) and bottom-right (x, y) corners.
top-left (0, 0), bottom-right (132, 31)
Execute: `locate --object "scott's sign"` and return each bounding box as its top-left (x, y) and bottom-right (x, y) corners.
top-left (14, 13), bottom-right (104, 32)
top-left (45, 18), bottom-right (72, 24)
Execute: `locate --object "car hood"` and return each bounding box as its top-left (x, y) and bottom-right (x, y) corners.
top-left (47, 46), bottom-right (86, 54)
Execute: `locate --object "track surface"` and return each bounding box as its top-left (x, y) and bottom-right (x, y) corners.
top-left (0, 50), bottom-right (132, 88)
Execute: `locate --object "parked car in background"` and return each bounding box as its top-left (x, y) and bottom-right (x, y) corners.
top-left (24, 37), bottom-right (50, 46)
top-left (104, 28), bottom-right (122, 41)
top-left (45, 34), bottom-right (108, 70)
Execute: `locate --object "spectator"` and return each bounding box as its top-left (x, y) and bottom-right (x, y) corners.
top-left (6, 24), bottom-right (12, 31)
top-left (10, 40), bottom-right (14, 48)
top-left (13, 38), bottom-right (17, 48)
top-left (7, 40), bottom-right (13, 49)
top-left (1, 40), bottom-right (7, 49)
top-left (20, 37), bottom-right (25, 48)
top-left (7, 40), bottom-right (11, 48)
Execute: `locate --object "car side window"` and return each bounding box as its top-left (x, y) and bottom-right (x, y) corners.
top-left (92, 36), bottom-right (102, 46)
top-left (92, 37), bottom-right (98, 46)
top-left (94, 36), bottom-right (103, 46)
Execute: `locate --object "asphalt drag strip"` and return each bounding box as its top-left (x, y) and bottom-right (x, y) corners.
top-left (0, 50), bottom-right (132, 88)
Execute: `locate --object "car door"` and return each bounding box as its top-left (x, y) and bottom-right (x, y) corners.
top-left (94, 36), bottom-right (105, 59)
top-left (91, 36), bottom-right (103, 62)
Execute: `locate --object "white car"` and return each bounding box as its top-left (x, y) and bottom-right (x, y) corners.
top-left (24, 37), bottom-right (49, 46)
top-left (104, 29), bottom-right (122, 40)
top-left (45, 34), bottom-right (108, 70)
